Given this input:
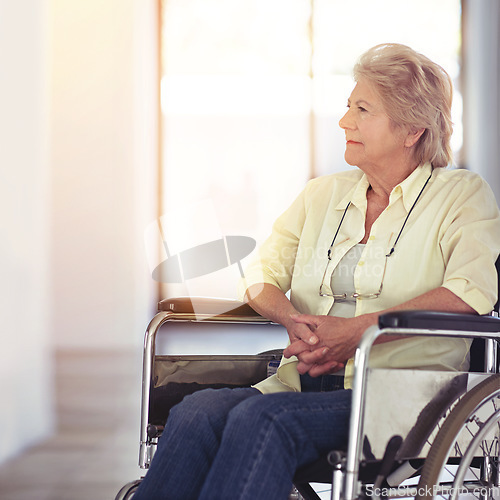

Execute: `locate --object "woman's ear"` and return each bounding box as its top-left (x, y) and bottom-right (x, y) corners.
top-left (405, 128), bottom-right (425, 148)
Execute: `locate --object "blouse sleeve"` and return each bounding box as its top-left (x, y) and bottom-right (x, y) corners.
top-left (440, 175), bottom-right (500, 314)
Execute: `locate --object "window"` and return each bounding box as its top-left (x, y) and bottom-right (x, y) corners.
top-left (156, 0), bottom-right (461, 299)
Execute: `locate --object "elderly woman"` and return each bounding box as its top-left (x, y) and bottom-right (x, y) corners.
top-left (133, 44), bottom-right (500, 500)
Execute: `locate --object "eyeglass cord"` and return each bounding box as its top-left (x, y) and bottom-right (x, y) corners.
top-left (327, 168), bottom-right (434, 260)
top-left (327, 201), bottom-right (351, 260)
top-left (386, 168), bottom-right (434, 257)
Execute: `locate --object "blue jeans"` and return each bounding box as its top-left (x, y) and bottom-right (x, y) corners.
top-left (133, 375), bottom-right (351, 500)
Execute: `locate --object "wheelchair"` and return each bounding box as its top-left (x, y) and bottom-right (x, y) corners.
top-left (116, 267), bottom-right (500, 499)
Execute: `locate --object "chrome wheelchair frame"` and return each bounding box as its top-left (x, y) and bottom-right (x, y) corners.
top-left (116, 296), bottom-right (500, 500)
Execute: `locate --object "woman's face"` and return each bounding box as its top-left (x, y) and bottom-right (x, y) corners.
top-left (339, 79), bottom-right (409, 173)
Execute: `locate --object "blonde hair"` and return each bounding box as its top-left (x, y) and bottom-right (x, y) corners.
top-left (353, 43), bottom-right (453, 168)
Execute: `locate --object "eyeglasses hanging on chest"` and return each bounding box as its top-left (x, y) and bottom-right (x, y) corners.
top-left (319, 170), bottom-right (433, 299)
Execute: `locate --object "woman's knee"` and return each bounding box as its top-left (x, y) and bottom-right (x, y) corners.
top-left (226, 393), bottom-right (283, 432)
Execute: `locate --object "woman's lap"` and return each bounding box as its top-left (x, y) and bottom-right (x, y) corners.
top-left (134, 382), bottom-right (352, 499)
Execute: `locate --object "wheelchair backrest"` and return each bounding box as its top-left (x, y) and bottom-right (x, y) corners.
top-left (469, 255), bottom-right (500, 372)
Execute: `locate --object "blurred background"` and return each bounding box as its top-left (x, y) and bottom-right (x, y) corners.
top-left (0, 0), bottom-right (498, 498)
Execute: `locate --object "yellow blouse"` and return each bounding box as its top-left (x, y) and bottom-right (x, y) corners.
top-left (239, 163), bottom-right (500, 393)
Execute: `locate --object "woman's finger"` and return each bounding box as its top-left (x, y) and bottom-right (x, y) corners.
top-left (295, 347), bottom-right (330, 365)
top-left (296, 360), bottom-right (314, 375)
top-left (287, 320), bottom-right (318, 345)
top-left (290, 314), bottom-right (320, 328)
top-left (283, 340), bottom-right (312, 358)
top-left (308, 361), bottom-right (342, 378)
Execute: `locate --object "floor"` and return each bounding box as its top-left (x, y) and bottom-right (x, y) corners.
top-left (0, 350), bottom-right (143, 500)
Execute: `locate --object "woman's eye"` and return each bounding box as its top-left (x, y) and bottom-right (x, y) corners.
top-left (358, 106), bottom-right (367, 112)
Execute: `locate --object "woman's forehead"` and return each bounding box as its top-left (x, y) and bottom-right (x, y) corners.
top-left (349, 80), bottom-right (384, 109)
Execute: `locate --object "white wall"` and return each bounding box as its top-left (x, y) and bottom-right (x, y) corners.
top-left (49, 0), bottom-right (158, 349)
top-left (0, 0), bottom-right (53, 462)
top-left (0, 0), bottom-right (159, 464)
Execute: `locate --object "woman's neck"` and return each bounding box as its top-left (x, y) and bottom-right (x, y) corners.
top-left (365, 163), bottom-right (419, 199)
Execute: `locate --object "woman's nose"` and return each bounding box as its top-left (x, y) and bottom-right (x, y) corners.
top-left (339, 109), bottom-right (353, 130)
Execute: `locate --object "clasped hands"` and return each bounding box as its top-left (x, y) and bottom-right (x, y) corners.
top-left (283, 314), bottom-right (359, 378)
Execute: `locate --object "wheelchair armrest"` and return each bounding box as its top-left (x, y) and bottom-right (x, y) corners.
top-left (158, 296), bottom-right (262, 319)
top-left (378, 310), bottom-right (500, 333)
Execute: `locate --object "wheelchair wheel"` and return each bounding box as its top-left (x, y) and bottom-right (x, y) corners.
top-left (416, 374), bottom-right (499, 500)
top-left (114, 479), bottom-right (142, 500)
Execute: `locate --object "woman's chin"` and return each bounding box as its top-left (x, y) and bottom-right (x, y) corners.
top-left (344, 153), bottom-right (358, 167)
